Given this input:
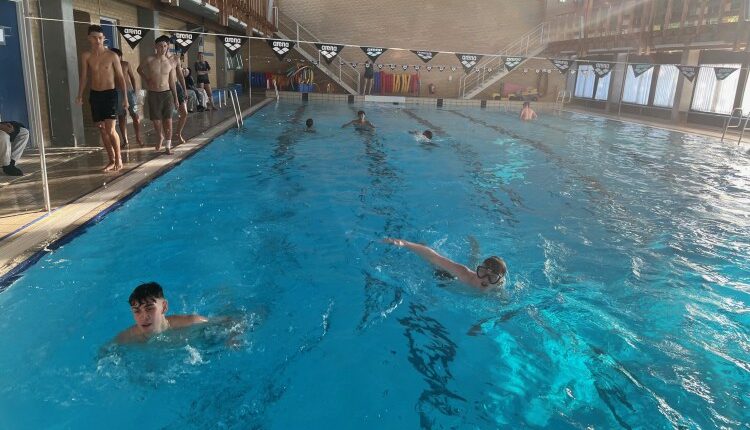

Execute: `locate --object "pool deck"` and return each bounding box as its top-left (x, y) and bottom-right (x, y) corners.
top-left (0, 98), bottom-right (273, 282)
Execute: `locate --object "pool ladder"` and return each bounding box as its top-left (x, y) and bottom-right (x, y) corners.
top-left (227, 88), bottom-right (244, 129)
top-left (555, 90), bottom-right (571, 112)
top-left (721, 108), bottom-right (749, 145)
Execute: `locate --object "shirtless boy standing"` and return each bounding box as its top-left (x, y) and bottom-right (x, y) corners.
top-left (110, 48), bottom-right (143, 148)
top-left (137, 35), bottom-right (179, 154)
top-left (76, 25), bottom-right (128, 171)
top-left (171, 51), bottom-right (189, 145)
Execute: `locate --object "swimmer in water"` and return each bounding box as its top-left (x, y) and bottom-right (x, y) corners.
top-left (409, 129), bottom-right (433, 142)
top-left (341, 110), bottom-right (375, 131)
top-left (519, 101), bottom-right (537, 121)
top-left (384, 238), bottom-right (506, 289)
top-left (305, 118), bottom-right (315, 133)
top-left (115, 282), bottom-right (208, 344)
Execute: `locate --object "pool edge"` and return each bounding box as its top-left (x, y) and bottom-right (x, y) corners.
top-left (0, 98), bottom-right (274, 291)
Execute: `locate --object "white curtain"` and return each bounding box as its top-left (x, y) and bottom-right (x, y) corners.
top-left (742, 76), bottom-right (750, 115)
top-left (594, 71), bottom-right (611, 101)
top-left (622, 65), bottom-right (654, 105)
top-left (691, 64), bottom-right (742, 115)
top-left (653, 66), bottom-right (679, 108)
top-left (575, 65), bottom-right (595, 98)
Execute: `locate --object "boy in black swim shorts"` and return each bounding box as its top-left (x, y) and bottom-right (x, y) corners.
top-left (76, 25), bottom-right (128, 171)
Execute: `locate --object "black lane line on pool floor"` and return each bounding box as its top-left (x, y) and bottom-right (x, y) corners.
top-left (347, 105), bottom-right (409, 333)
top-left (356, 107), bottom-right (474, 425)
top-left (471, 110), bottom-right (666, 245)
top-left (0, 101), bottom-right (276, 293)
top-left (403, 108), bottom-right (524, 225)
top-left (444, 109), bottom-right (630, 214)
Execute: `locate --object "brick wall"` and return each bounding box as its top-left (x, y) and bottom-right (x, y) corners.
top-left (272, 0), bottom-right (546, 98)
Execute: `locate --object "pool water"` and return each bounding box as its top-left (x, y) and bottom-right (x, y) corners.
top-left (1, 101), bottom-right (749, 429)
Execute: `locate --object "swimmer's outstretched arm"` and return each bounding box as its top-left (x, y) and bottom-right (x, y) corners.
top-left (341, 120), bottom-right (356, 128)
top-left (383, 238), bottom-right (475, 284)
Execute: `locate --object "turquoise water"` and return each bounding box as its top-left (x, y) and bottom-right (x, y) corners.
top-left (0, 101), bottom-right (749, 429)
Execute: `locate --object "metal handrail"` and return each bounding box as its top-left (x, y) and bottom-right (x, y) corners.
top-left (275, 11), bottom-right (360, 94)
top-left (228, 89), bottom-right (240, 128)
top-left (721, 108), bottom-right (748, 144)
top-left (461, 21), bottom-right (551, 98)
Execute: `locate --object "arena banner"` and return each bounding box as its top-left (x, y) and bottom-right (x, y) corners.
top-left (549, 59), bottom-right (572, 74)
top-left (504, 56), bottom-right (524, 72)
top-left (118, 26), bottom-right (149, 49)
top-left (631, 63), bottom-right (653, 77)
top-left (315, 43), bottom-right (345, 64)
top-left (219, 35), bottom-right (246, 56)
top-left (361, 47), bottom-right (386, 62)
top-left (267, 38), bottom-right (295, 61)
top-left (676, 65), bottom-right (698, 82)
top-left (714, 67), bottom-right (738, 80)
top-left (412, 50), bottom-right (437, 63)
top-left (593, 62), bottom-right (614, 77)
top-left (171, 32), bottom-right (196, 53)
top-left (456, 53), bottom-right (482, 74)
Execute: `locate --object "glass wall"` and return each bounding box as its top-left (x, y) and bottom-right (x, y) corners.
top-left (574, 64), bottom-right (611, 101)
top-left (622, 66), bottom-right (654, 105)
top-left (574, 64), bottom-right (595, 98)
top-left (691, 64), bottom-right (742, 114)
top-left (653, 65), bottom-right (679, 108)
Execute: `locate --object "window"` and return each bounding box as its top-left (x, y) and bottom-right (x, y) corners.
top-left (100, 17), bottom-right (118, 49)
top-left (574, 64), bottom-right (595, 98)
top-left (574, 63), bottom-right (612, 100)
top-left (622, 65), bottom-right (654, 105)
top-left (653, 65), bottom-right (679, 108)
top-left (595, 71), bottom-right (611, 100)
top-left (691, 63), bottom-right (741, 114)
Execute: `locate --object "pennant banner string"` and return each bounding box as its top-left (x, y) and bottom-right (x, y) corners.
top-left (22, 16), bottom-right (750, 72)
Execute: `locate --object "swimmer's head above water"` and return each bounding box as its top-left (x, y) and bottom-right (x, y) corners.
top-left (128, 282), bottom-right (169, 336)
top-left (116, 282), bottom-right (208, 344)
top-left (306, 118), bottom-right (314, 128)
top-left (422, 130), bottom-right (433, 140)
top-left (476, 256), bottom-right (507, 286)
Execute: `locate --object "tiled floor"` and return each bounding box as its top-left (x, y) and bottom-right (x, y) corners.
top-left (0, 95), bottom-right (265, 231)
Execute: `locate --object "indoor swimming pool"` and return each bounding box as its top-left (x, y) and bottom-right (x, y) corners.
top-left (0, 101), bottom-right (748, 429)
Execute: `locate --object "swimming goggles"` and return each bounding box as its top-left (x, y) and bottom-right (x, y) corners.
top-left (476, 265), bottom-right (502, 284)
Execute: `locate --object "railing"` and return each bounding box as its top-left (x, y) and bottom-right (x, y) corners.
top-left (229, 88), bottom-right (243, 128)
top-left (460, 21), bottom-right (551, 99)
top-left (207, 0), bottom-right (276, 34)
top-left (721, 108), bottom-right (749, 145)
top-left (545, 0), bottom-right (747, 44)
top-left (274, 8), bottom-right (360, 95)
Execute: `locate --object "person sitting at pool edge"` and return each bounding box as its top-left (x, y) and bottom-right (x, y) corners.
top-left (384, 238), bottom-right (506, 289)
top-left (115, 282), bottom-right (208, 344)
top-left (341, 110), bottom-right (375, 130)
top-left (305, 118), bottom-right (315, 132)
top-left (520, 101), bottom-right (537, 121)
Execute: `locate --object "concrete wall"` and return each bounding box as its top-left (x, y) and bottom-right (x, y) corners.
top-left (277, 0), bottom-right (546, 98)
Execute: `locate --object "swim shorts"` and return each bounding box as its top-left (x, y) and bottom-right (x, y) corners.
top-left (146, 90), bottom-right (174, 121)
top-left (197, 74), bottom-right (210, 85)
top-left (117, 90), bottom-right (138, 117)
top-left (89, 89), bottom-right (118, 123)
